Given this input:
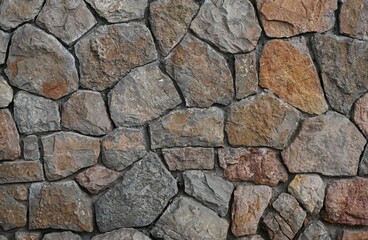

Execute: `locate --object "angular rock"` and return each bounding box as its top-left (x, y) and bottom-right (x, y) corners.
top-left (219, 148), bottom-right (288, 186)
top-left (15, 232), bottom-right (42, 240)
top-left (0, 77), bottom-right (13, 108)
top-left (149, 0), bottom-right (199, 55)
top-left (102, 127), bottom-right (146, 171)
top-left (23, 135), bottom-right (40, 161)
top-left (29, 181), bottom-right (93, 232)
top-left (14, 91), bottom-right (61, 134)
top-left (298, 221), bottom-right (331, 240)
top-left (42, 232), bottom-right (81, 240)
top-left (5, 24), bottom-right (79, 99)
top-left (353, 93), bottom-right (368, 137)
top-left (183, 170), bottom-right (234, 217)
top-left (76, 165), bottom-right (122, 194)
top-left (282, 111), bottom-right (366, 176)
top-left (162, 147), bottom-right (215, 171)
top-left (165, 34), bottom-right (233, 107)
top-left (226, 94), bottom-right (301, 149)
top-left (92, 228), bottom-right (151, 240)
top-left (75, 23), bottom-right (157, 90)
top-left (36, 0), bottom-right (96, 45)
top-left (235, 52), bottom-right (258, 100)
top-left (312, 34), bottom-right (368, 114)
top-left (359, 146), bottom-right (368, 176)
top-left (62, 90), bottom-right (112, 136)
top-left (151, 196), bottom-right (229, 240)
top-left (260, 38), bottom-right (328, 114)
top-left (95, 153), bottom-right (178, 232)
top-left (108, 63), bottom-right (181, 126)
top-left (257, 0), bottom-right (337, 38)
top-left (232, 185), bottom-right (272, 237)
top-left (150, 107), bottom-right (224, 149)
top-left (340, 0), bottom-right (368, 41)
top-left (191, 0), bottom-right (261, 53)
top-left (0, 109), bottom-right (20, 160)
top-left (0, 161), bottom-right (44, 184)
top-left (341, 229), bottom-right (368, 240)
top-left (0, 30), bottom-right (11, 64)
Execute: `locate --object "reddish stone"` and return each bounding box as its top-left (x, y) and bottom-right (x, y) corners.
top-left (341, 230), bottom-right (368, 240)
top-left (0, 109), bottom-right (20, 160)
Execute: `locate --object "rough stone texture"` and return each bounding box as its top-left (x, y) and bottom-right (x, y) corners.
top-left (164, 34), bottom-right (233, 107)
top-left (0, 236), bottom-right (7, 240)
top-left (92, 228), bottom-right (151, 240)
top-left (219, 148), bottom-right (288, 187)
top-left (260, 38), bottom-right (328, 114)
top-left (282, 111), bottom-right (366, 176)
top-left (23, 135), bottom-right (40, 161)
top-left (108, 63), bottom-right (181, 126)
top-left (29, 181), bottom-right (93, 232)
top-left (0, 109), bottom-right (20, 161)
top-left (239, 236), bottom-right (264, 240)
top-left (340, 0), bottom-right (368, 41)
top-left (150, 107), bottom-right (224, 149)
top-left (298, 221), bottom-right (331, 240)
top-left (151, 196), bottom-right (229, 240)
top-left (41, 132), bottom-right (100, 181)
top-left (15, 232), bottom-right (42, 240)
top-left (0, 161), bottom-right (44, 184)
top-left (0, 30), bottom-right (11, 64)
top-left (341, 230), bottom-right (368, 240)
top-left (257, 0), bottom-right (337, 38)
top-left (62, 90), bottom-right (112, 136)
top-left (95, 153), bottom-right (178, 232)
top-left (183, 170), bottom-right (234, 217)
top-left (75, 23), bottom-right (157, 91)
top-left (75, 165), bottom-right (122, 194)
top-left (231, 185), bottom-right (272, 237)
top-left (324, 177), bottom-right (368, 225)
top-left (0, 77), bottom-right (13, 108)
top-left (353, 93), bottom-right (368, 137)
top-left (235, 52), bottom-right (258, 100)
top-left (162, 147), bottom-right (215, 171)
top-left (14, 91), bottom-right (60, 134)
top-left (191, 0), bottom-right (261, 53)
top-left (101, 127), bottom-right (146, 171)
top-left (5, 24), bottom-right (79, 99)
top-left (312, 34), bottom-right (368, 114)
top-left (42, 232), bottom-right (81, 240)
top-left (226, 94), bottom-right (301, 149)
top-left (359, 146), bottom-right (368, 176)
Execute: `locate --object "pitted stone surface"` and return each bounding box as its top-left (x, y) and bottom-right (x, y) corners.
top-left (0, 161), bottom-right (44, 184)
top-left (92, 228), bottom-right (151, 240)
top-left (0, 109), bottom-right (20, 160)
top-left (0, 30), bottom-right (11, 64)
top-left (42, 232), bottom-right (81, 240)
top-left (340, 0), bottom-right (368, 41)
top-left (235, 52), bottom-right (258, 100)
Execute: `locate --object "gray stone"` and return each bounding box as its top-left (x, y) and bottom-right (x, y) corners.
top-left (0, 109), bottom-right (21, 160)
top-left (353, 93), bottom-right (368, 137)
top-left (191, 0), bottom-right (261, 53)
top-left (23, 135), bottom-right (40, 161)
top-left (42, 232), bottom-right (81, 240)
top-left (108, 63), bottom-right (181, 126)
top-left (0, 161), bottom-right (44, 184)
top-left (0, 30), bottom-right (10, 64)
top-left (0, 236), bottom-right (7, 240)
top-left (298, 221), bottom-right (331, 240)
top-left (235, 52), bottom-right (258, 99)
top-left (15, 232), bottom-right (42, 240)
top-left (239, 236), bottom-right (264, 240)
top-left (359, 146), bottom-right (368, 176)
top-left (0, 77), bottom-right (13, 108)
top-left (95, 153), bottom-right (178, 232)
top-left (340, 0), bottom-right (368, 41)
top-left (92, 228), bottom-right (151, 240)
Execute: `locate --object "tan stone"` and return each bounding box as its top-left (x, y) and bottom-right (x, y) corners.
top-left (15, 232), bottom-right (42, 240)
top-left (342, 230), bottom-right (368, 240)
top-left (235, 52), bottom-right (258, 100)
top-left (340, 0), bottom-right (368, 41)
top-left (0, 109), bottom-right (20, 160)
top-left (353, 93), bottom-right (368, 137)
top-left (0, 161), bottom-right (44, 184)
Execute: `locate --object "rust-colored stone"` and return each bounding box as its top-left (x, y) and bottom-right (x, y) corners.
top-left (0, 109), bottom-right (20, 160)
top-left (0, 161), bottom-right (44, 184)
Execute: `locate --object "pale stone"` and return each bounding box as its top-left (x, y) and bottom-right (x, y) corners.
top-left (235, 52), bottom-right (258, 99)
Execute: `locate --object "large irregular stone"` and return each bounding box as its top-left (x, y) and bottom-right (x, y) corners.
top-left (29, 181), bottom-right (93, 232)
top-left (183, 170), bottom-right (234, 217)
top-left (260, 38), bottom-right (328, 114)
top-left (0, 109), bottom-right (20, 160)
top-left (23, 135), bottom-right (40, 161)
top-left (75, 23), bottom-right (157, 90)
top-left (41, 132), bottom-right (100, 181)
top-left (0, 30), bottom-right (11, 64)
top-left (164, 34), bottom-right (233, 107)
top-left (15, 232), bottom-right (42, 240)
top-left (257, 0), bottom-right (337, 38)
top-left (108, 63), bottom-right (181, 126)
top-left (102, 127), bottom-right (146, 171)
top-left (92, 228), bottom-right (151, 240)
top-left (341, 230), bottom-right (368, 240)
top-left (359, 146), bottom-right (368, 176)
top-left (312, 34), bottom-right (368, 114)
top-left (149, 0), bottom-right (199, 55)
top-left (0, 77), bottom-right (13, 108)
top-left (0, 161), bottom-right (44, 184)
top-left (298, 221), bottom-right (331, 240)
top-left (219, 148), bottom-right (288, 186)
top-left (150, 107), bottom-right (224, 149)
top-left (226, 94), bottom-right (301, 149)
top-left (151, 196), bottom-right (229, 240)
top-left (5, 24), bottom-right (79, 99)
top-left (232, 185), bottom-right (272, 237)
top-left (353, 93), bottom-right (368, 136)
top-left (282, 111), bottom-right (366, 176)
top-left (235, 52), bottom-right (258, 100)
top-left (191, 0), bottom-right (261, 53)
top-left (95, 153), bottom-right (178, 232)
top-left (42, 232), bottom-right (81, 240)
top-left (340, 0), bottom-right (368, 41)
top-left (14, 91), bottom-right (60, 134)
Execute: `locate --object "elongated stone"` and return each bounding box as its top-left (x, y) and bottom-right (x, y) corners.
top-left (42, 232), bottom-right (81, 240)
top-left (353, 93), bottom-right (368, 137)
top-left (235, 52), bottom-right (258, 99)
top-left (23, 135), bottom-right (40, 161)
top-left (92, 228), bottom-right (151, 240)
top-left (15, 232), bottom-right (42, 240)
top-left (0, 161), bottom-right (44, 184)
top-left (342, 230), bottom-right (368, 240)
top-left (0, 30), bottom-right (11, 64)
top-left (0, 109), bottom-right (20, 160)
top-left (340, 0), bottom-right (368, 41)
top-left (0, 77), bottom-right (12, 108)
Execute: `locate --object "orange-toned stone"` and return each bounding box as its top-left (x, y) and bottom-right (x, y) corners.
top-left (0, 109), bottom-right (20, 160)
top-left (340, 0), bottom-right (368, 41)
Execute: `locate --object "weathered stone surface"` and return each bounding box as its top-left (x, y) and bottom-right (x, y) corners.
top-left (164, 34), bottom-right (233, 107)
top-left (340, 0), bottom-right (368, 41)
top-left (298, 221), bottom-right (330, 240)
top-left (0, 161), bottom-right (44, 184)
top-left (5, 24), bottom-right (79, 99)
top-left (239, 236), bottom-right (264, 240)
top-left (42, 232), bottom-right (81, 240)
top-left (232, 185), bottom-right (272, 237)
top-left (0, 236), bottom-right (7, 240)
top-left (15, 232), bottom-right (42, 240)
top-left (0, 77), bottom-right (13, 108)
top-left (1, 185), bottom-right (28, 201)
top-left (341, 229), bottom-right (368, 240)
top-left (36, 0), bottom-right (96, 45)
top-left (108, 63), bottom-right (181, 126)
top-left (23, 135), bottom-right (40, 161)
top-left (75, 23), bottom-right (157, 91)
top-left (76, 165), bottom-right (122, 194)
top-left (282, 111), bottom-right (366, 176)
top-left (62, 90), bottom-right (112, 136)
top-left (14, 91), bottom-right (60, 134)
top-left (288, 174), bottom-right (325, 215)
top-left (226, 94), bottom-right (301, 149)
top-left (92, 228), bottom-right (151, 240)
top-left (219, 148), bottom-right (288, 186)
top-left (85, 0), bottom-right (147, 23)
top-left (353, 93), bottom-right (368, 137)
top-left (183, 170), bottom-right (234, 217)
top-left (102, 127), bottom-right (146, 171)
top-left (0, 30), bottom-right (10, 64)
top-left (260, 38), bottom-right (327, 114)
top-left (0, 109), bottom-right (20, 160)
top-left (162, 147), bottom-right (215, 171)
top-left (151, 196), bottom-right (229, 240)
top-left (359, 146), bottom-right (368, 176)
top-left (95, 153), bottom-right (177, 232)
top-left (312, 34), bottom-right (368, 114)
top-left (235, 52), bottom-right (258, 100)
top-left (29, 181), bottom-right (93, 232)
top-left (191, 0), bottom-right (261, 53)
top-left (149, 0), bottom-right (199, 55)
top-left (150, 107), bottom-right (224, 149)
top-left (41, 132), bottom-right (100, 181)
top-left (257, 0), bottom-right (337, 38)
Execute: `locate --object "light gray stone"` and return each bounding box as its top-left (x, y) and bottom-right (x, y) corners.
top-left (235, 52), bottom-right (258, 99)
top-left (0, 109), bottom-right (21, 160)
top-left (0, 161), bottom-right (44, 184)
top-left (298, 221), bottom-right (331, 240)
top-left (0, 77), bottom-right (13, 108)
top-left (92, 228), bottom-right (151, 240)
top-left (239, 236), bottom-right (264, 240)
top-left (0, 30), bottom-right (10, 64)
top-left (23, 135), bottom-right (40, 161)
top-left (359, 146), bottom-right (368, 176)
top-left (42, 232), bottom-right (81, 240)
top-left (0, 236), bottom-right (7, 240)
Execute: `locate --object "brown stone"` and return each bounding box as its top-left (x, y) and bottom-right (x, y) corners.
top-left (341, 230), bottom-right (368, 240)
top-left (0, 109), bottom-right (20, 160)
top-left (15, 232), bottom-right (42, 240)
top-left (0, 161), bottom-right (44, 184)
top-left (340, 0), bottom-right (368, 41)
top-left (353, 93), bottom-right (368, 137)
top-left (235, 52), bottom-right (258, 100)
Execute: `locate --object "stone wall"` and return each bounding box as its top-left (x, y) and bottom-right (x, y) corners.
top-left (0, 0), bottom-right (367, 239)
